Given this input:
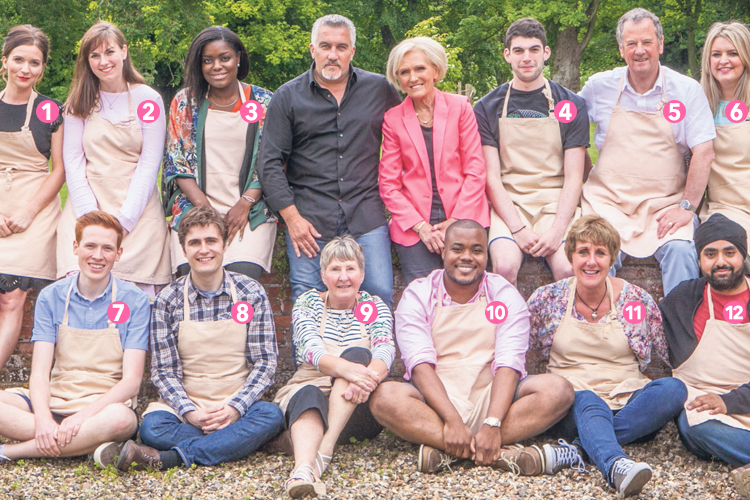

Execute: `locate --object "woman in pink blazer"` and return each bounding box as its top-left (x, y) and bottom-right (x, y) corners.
top-left (379, 37), bottom-right (490, 284)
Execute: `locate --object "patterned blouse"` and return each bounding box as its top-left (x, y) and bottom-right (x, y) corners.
top-left (527, 278), bottom-right (669, 371)
top-left (292, 289), bottom-right (395, 370)
top-left (162, 84), bottom-right (274, 229)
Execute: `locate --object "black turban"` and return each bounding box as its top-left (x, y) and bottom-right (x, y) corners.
top-left (694, 213), bottom-right (747, 260)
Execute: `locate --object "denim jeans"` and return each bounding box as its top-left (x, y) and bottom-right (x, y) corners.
top-left (608, 216), bottom-right (699, 296)
top-left (677, 410), bottom-right (750, 468)
top-left (552, 377), bottom-right (687, 482)
top-left (285, 219), bottom-right (394, 310)
top-left (140, 401), bottom-right (284, 467)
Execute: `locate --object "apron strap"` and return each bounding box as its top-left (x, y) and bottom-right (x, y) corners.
top-left (604, 277), bottom-right (616, 323)
top-left (0, 89), bottom-right (38, 131)
top-left (565, 277), bottom-right (615, 322)
top-left (615, 67), bottom-right (668, 111)
top-left (320, 292), bottom-right (367, 340)
top-left (706, 277), bottom-right (750, 320)
top-left (564, 278), bottom-right (578, 317)
top-left (501, 79), bottom-right (556, 119)
top-left (237, 80), bottom-right (247, 104)
top-left (126, 82), bottom-right (136, 123)
top-left (62, 275), bottom-right (117, 327)
top-left (614, 74), bottom-right (627, 109)
top-left (183, 272), bottom-right (239, 321)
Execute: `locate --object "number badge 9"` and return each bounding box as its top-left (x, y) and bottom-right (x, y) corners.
top-left (355, 301), bottom-right (377, 324)
top-left (485, 301), bottom-right (508, 324)
top-left (232, 301), bottom-right (255, 324)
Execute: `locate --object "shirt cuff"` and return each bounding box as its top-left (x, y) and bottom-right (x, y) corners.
top-left (404, 355), bottom-right (437, 381)
top-left (491, 360), bottom-right (527, 380)
top-left (265, 187), bottom-right (296, 213)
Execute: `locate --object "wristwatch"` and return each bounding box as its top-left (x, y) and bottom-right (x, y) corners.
top-left (679, 199), bottom-right (696, 212)
top-left (483, 417), bottom-right (502, 429)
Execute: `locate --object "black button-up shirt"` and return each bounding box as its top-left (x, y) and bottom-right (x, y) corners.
top-left (258, 64), bottom-right (401, 238)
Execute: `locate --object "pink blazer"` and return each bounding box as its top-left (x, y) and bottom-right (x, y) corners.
top-left (379, 89), bottom-right (490, 246)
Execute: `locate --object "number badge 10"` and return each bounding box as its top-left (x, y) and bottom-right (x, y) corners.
top-left (485, 301), bottom-right (508, 325)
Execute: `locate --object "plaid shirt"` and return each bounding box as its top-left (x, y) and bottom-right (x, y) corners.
top-left (150, 271), bottom-right (278, 416)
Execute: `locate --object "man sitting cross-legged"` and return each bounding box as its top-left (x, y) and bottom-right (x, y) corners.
top-left (112, 206), bottom-right (284, 470)
top-left (0, 212), bottom-right (149, 465)
top-left (369, 220), bottom-right (578, 475)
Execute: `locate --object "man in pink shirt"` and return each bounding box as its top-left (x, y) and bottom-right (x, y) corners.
top-left (370, 220), bottom-right (579, 475)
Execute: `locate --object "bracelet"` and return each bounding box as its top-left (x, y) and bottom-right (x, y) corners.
top-left (511, 224), bottom-right (526, 235)
top-left (413, 221), bottom-right (427, 233)
top-left (242, 195), bottom-right (258, 204)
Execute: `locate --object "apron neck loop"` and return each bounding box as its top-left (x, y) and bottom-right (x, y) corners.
top-left (616, 67), bottom-right (667, 111)
top-left (501, 79), bottom-right (553, 118)
top-left (320, 291), bottom-right (366, 338)
top-left (567, 277), bottom-right (614, 321)
top-left (237, 81), bottom-right (247, 104)
top-left (62, 275), bottom-right (117, 327)
top-left (183, 271), bottom-right (238, 321)
top-left (706, 277), bottom-right (750, 320)
top-left (125, 82), bottom-right (136, 122)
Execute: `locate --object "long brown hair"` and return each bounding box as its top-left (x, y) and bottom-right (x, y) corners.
top-left (701, 21), bottom-right (750, 115)
top-left (1, 24), bottom-right (50, 89)
top-left (65, 22), bottom-right (145, 118)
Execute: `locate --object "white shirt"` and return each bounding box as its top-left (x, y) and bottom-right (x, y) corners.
top-left (579, 65), bottom-right (715, 155)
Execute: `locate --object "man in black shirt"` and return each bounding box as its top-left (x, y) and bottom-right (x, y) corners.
top-left (258, 14), bottom-right (401, 308)
top-left (473, 18), bottom-right (589, 287)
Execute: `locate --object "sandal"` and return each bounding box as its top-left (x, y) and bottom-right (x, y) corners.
top-left (315, 451), bottom-right (332, 477)
top-left (285, 464), bottom-right (326, 498)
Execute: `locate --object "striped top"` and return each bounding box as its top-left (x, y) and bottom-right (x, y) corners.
top-left (292, 289), bottom-right (395, 369)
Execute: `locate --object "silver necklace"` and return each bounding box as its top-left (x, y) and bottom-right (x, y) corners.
top-left (207, 88), bottom-right (239, 109)
top-left (101, 85), bottom-right (127, 109)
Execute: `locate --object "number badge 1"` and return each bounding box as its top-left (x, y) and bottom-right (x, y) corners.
top-left (723, 301), bottom-right (746, 325)
top-left (232, 301), bottom-right (255, 324)
top-left (485, 301), bottom-right (508, 324)
top-left (355, 301), bottom-right (377, 324)
top-left (107, 301), bottom-right (131, 324)
top-left (36, 100), bottom-right (59, 123)
top-left (623, 301), bottom-right (645, 324)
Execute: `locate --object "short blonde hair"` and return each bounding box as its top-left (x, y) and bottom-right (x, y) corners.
top-left (564, 215), bottom-right (621, 267)
top-left (320, 235), bottom-right (365, 274)
top-left (386, 37), bottom-right (447, 92)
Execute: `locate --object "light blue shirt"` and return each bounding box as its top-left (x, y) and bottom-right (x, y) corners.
top-left (714, 100), bottom-right (733, 126)
top-left (579, 65), bottom-right (716, 155)
top-left (32, 274), bottom-right (150, 350)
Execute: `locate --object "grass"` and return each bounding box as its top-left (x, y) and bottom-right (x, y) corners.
top-left (588, 122), bottom-right (599, 164)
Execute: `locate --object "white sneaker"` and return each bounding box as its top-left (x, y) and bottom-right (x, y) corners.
top-left (92, 441), bottom-right (125, 468)
top-left (610, 458), bottom-right (652, 498)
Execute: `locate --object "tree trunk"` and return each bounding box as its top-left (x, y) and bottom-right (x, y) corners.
top-left (551, 26), bottom-right (583, 91)
top-left (380, 25), bottom-right (396, 51)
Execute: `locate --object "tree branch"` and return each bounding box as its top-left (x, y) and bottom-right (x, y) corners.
top-left (577, 0), bottom-right (603, 58)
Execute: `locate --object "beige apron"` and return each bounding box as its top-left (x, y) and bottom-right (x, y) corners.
top-left (489, 79), bottom-right (580, 242)
top-left (274, 292), bottom-right (370, 413)
top-left (700, 118), bottom-right (750, 250)
top-left (582, 73), bottom-right (692, 258)
top-left (673, 280), bottom-right (750, 430)
top-left (171, 81), bottom-right (276, 273)
top-left (7, 278), bottom-right (133, 415)
top-left (142, 274), bottom-right (250, 421)
top-left (57, 84), bottom-right (172, 284)
top-left (0, 90), bottom-right (61, 280)
top-left (547, 277), bottom-right (648, 410)
top-left (430, 291), bottom-right (497, 434)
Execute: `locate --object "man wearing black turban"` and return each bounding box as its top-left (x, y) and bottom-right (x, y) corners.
top-left (659, 213), bottom-right (750, 498)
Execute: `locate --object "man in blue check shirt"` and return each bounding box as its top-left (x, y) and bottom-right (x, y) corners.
top-left (115, 206), bottom-right (283, 471)
top-left (0, 212), bottom-right (149, 464)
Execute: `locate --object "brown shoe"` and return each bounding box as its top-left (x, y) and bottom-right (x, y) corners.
top-left (417, 444), bottom-right (456, 473)
top-left (115, 440), bottom-right (163, 471)
top-left (733, 463), bottom-right (750, 499)
top-left (494, 444), bottom-right (544, 476)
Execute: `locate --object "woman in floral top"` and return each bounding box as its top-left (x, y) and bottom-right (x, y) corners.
top-left (272, 235), bottom-right (395, 498)
top-left (162, 26), bottom-right (276, 281)
top-left (527, 215), bottom-right (687, 498)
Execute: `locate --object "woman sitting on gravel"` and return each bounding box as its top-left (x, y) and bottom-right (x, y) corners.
top-left (272, 235), bottom-right (395, 498)
top-left (527, 215), bottom-right (687, 498)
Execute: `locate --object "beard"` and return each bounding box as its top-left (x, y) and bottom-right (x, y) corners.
top-left (320, 63), bottom-right (342, 81)
top-left (707, 265), bottom-right (745, 292)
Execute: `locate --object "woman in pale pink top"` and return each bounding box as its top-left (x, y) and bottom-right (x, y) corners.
top-left (58, 22), bottom-right (171, 296)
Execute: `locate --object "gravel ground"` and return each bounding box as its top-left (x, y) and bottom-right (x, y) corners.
top-left (0, 421), bottom-right (740, 499)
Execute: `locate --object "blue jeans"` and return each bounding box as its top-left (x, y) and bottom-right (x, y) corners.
top-left (553, 377), bottom-right (687, 482)
top-left (608, 217), bottom-right (699, 296)
top-left (140, 401), bottom-right (284, 467)
top-left (677, 410), bottom-right (750, 468)
top-left (285, 222), bottom-right (394, 309)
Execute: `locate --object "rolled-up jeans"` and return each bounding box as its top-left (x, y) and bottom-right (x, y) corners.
top-left (551, 377), bottom-right (687, 482)
top-left (677, 410), bottom-right (750, 467)
top-left (140, 401), bottom-right (284, 467)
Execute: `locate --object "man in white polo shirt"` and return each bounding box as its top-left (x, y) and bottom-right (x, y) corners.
top-left (580, 7), bottom-right (715, 295)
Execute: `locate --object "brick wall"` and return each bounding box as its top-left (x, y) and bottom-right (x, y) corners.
top-left (0, 241), bottom-right (671, 397)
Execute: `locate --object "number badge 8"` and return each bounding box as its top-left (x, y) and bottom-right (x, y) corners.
top-left (232, 301), bottom-right (255, 324)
